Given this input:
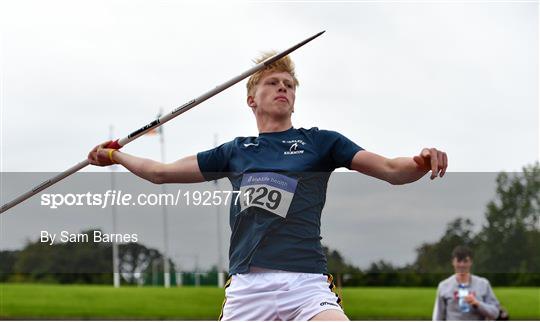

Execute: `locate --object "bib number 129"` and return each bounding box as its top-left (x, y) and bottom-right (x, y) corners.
top-left (239, 172), bottom-right (298, 218)
top-left (243, 186), bottom-right (282, 210)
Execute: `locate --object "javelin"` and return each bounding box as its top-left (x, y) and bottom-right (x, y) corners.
top-left (0, 31), bottom-right (325, 215)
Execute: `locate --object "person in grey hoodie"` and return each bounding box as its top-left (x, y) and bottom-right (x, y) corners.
top-left (433, 246), bottom-right (500, 320)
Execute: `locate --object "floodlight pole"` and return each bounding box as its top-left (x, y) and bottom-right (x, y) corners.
top-left (110, 125), bottom-right (121, 288)
top-left (158, 109), bottom-right (171, 288)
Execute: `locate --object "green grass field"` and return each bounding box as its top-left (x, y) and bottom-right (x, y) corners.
top-left (1, 284), bottom-right (538, 320)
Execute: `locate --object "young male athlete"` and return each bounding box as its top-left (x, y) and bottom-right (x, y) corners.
top-left (433, 246), bottom-right (501, 321)
top-left (88, 53), bottom-right (448, 320)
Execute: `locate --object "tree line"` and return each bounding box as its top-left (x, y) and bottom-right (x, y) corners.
top-left (0, 231), bottom-right (172, 284)
top-left (325, 163), bottom-right (540, 286)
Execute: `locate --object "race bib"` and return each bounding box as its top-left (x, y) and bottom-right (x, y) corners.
top-left (239, 172), bottom-right (298, 218)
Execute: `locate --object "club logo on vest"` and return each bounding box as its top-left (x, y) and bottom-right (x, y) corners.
top-left (283, 139), bottom-right (305, 155)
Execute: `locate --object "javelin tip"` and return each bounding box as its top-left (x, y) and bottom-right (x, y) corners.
top-left (308, 30), bottom-right (325, 41)
top-left (263, 30), bottom-right (325, 67)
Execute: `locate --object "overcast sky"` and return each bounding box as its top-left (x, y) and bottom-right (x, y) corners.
top-left (1, 1), bottom-right (537, 172)
top-left (0, 1), bottom-right (538, 269)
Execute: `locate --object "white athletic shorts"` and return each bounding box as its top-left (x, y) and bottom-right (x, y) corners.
top-left (219, 266), bottom-right (344, 321)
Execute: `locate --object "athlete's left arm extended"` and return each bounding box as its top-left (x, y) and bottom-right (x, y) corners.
top-left (350, 148), bottom-right (447, 185)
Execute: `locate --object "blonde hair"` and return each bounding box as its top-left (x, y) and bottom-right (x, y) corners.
top-left (246, 51), bottom-right (299, 97)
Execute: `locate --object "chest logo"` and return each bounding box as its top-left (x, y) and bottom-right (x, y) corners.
top-left (283, 139), bottom-right (305, 155)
